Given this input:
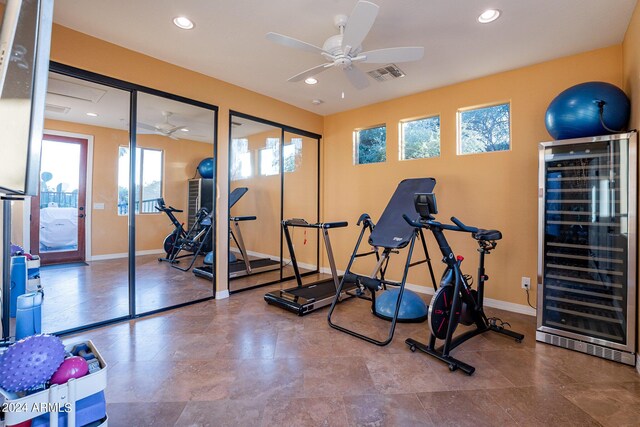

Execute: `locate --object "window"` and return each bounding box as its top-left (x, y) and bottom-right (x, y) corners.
top-left (231, 138), bottom-right (251, 180)
top-left (118, 146), bottom-right (163, 215)
top-left (355, 125), bottom-right (386, 165)
top-left (284, 138), bottom-right (302, 173)
top-left (458, 102), bottom-right (510, 155)
top-left (259, 138), bottom-right (280, 176)
top-left (400, 116), bottom-right (440, 160)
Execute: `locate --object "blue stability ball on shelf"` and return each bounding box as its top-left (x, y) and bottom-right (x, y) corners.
top-left (545, 81), bottom-right (630, 140)
top-left (197, 157), bottom-right (215, 179)
top-left (374, 288), bottom-right (428, 323)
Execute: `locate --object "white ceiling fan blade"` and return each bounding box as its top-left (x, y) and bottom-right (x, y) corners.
top-left (360, 46), bottom-right (425, 63)
top-left (342, 1), bottom-right (379, 55)
top-left (266, 32), bottom-right (327, 55)
top-left (344, 66), bottom-right (370, 90)
top-left (288, 63), bottom-right (334, 82)
top-left (168, 125), bottom-right (188, 134)
top-left (137, 122), bottom-right (159, 132)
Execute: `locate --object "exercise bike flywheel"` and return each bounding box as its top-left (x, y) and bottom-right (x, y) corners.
top-left (428, 284), bottom-right (461, 340)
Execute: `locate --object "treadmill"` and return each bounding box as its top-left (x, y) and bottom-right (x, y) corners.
top-left (264, 218), bottom-right (355, 315)
top-left (193, 187), bottom-right (280, 280)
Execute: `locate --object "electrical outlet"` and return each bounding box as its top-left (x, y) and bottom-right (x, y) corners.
top-left (521, 276), bottom-right (531, 290)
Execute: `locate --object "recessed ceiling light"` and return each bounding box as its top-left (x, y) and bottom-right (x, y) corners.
top-left (478, 9), bottom-right (501, 24)
top-left (305, 77), bottom-right (318, 85)
top-left (181, 128), bottom-right (189, 132)
top-left (311, 99), bottom-right (324, 105)
top-left (173, 16), bottom-right (195, 30)
top-left (86, 112), bottom-right (98, 117)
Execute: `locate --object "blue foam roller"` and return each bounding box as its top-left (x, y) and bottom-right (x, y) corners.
top-left (374, 288), bottom-right (428, 323)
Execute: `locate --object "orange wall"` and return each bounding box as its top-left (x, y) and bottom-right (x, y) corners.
top-left (622, 1), bottom-right (640, 356)
top-left (323, 45), bottom-right (624, 309)
top-left (44, 119), bottom-right (212, 256)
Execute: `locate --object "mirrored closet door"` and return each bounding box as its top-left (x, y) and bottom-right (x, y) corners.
top-left (134, 92), bottom-right (216, 314)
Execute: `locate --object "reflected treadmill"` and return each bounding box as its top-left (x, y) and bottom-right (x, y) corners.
top-left (264, 218), bottom-right (355, 315)
top-left (193, 187), bottom-right (280, 280)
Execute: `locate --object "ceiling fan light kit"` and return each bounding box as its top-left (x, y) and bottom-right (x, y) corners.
top-left (265, 0), bottom-right (424, 91)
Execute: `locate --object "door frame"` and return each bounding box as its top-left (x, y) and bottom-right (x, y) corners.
top-left (28, 131), bottom-right (94, 263)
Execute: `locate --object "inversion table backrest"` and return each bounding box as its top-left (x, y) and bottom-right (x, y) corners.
top-left (369, 178), bottom-right (436, 249)
top-left (230, 187), bottom-right (249, 209)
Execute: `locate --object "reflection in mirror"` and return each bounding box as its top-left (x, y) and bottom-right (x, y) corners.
top-left (282, 131), bottom-right (319, 281)
top-left (228, 116), bottom-right (282, 292)
top-left (135, 92), bottom-right (215, 314)
top-left (24, 71), bottom-right (131, 333)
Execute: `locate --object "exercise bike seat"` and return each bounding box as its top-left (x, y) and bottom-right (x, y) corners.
top-left (168, 206), bottom-right (183, 213)
top-left (472, 229), bottom-right (502, 241)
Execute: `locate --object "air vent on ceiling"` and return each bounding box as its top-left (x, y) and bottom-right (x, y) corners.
top-left (231, 121), bottom-right (242, 127)
top-left (367, 64), bottom-right (405, 82)
top-left (47, 78), bottom-right (107, 103)
top-left (45, 103), bottom-right (70, 114)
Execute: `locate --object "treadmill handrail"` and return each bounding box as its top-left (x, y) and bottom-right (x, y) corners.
top-left (231, 215), bottom-right (257, 222)
top-left (283, 219), bottom-right (348, 229)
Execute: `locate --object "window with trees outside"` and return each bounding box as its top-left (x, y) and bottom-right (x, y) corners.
top-left (231, 138), bottom-right (251, 180)
top-left (355, 125), bottom-right (386, 164)
top-left (400, 116), bottom-right (440, 160)
top-left (118, 146), bottom-right (163, 215)
top-left (458, 102), bottom-right (510, 155)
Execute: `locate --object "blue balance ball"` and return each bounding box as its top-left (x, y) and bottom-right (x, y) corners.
top-left (374, 288), bottom-right (428, 323)
top-left (197, 157), bottom-right (215, 179)
top-left (545, 81), bottom-right (630, 140)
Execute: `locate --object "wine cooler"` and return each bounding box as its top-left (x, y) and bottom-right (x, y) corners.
top-left (537, 131), bottom-right (637, 366)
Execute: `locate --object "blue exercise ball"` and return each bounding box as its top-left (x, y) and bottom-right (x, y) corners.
top-left (374, 288), bottom-right (428, 323)
top-left (545, 81), bottom-right (630, 140)
top-left (197, 157), bottom-right (215, 179)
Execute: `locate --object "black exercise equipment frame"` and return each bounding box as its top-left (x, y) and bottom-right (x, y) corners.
top-left (264, 218), bottom-right (353, 315)
top-left (403, 193), bottom-right (524, 375)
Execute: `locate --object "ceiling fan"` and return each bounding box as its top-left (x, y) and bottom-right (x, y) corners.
top-left (138, 111), bottom-right (187, 140)
top-left (266, 0), bottom-right (424, 90)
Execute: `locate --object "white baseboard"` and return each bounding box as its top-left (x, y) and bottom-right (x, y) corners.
top-left (216, 289), bottom-right (230, 299)
top-left (90, 248), bottom-right (165, 261)
top-left (320, 267), bottom-right (536, 317)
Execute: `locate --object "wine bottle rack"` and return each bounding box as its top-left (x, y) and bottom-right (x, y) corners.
top-left (537, 132), bottom-right (637, 366)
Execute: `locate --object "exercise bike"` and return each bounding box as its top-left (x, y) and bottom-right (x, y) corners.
top-left (403, 193), bottom-right (524, 375)
top-left (156, 198), bottom-right (213, 271)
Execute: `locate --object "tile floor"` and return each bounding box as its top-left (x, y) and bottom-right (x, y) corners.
top-left (64, 281), bottom-right (640, 427)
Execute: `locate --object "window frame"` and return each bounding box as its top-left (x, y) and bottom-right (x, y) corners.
top-left (353, 123), bottom-right (387, 165)
top-left (118, 145), bottom-right (164, 216)
top-left (457, 101), bottom-right (512, 156)
top-left (399, 114), bottom-right (441, 161)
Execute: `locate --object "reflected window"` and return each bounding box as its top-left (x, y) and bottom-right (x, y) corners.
top-left (260, 137), bottom-right (280, 176)
top-left (284, 138), bottom-right (302, 173)
top-left (231, 138), bottom-right (251, 180)
top-left (118, 146), bottom-right (164, 215)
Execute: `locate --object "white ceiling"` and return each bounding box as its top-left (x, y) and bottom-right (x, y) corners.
top-left (52, 0), bottom-right (638, 116)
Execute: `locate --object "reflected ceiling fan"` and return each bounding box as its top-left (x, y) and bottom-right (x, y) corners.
top-left (266, 0), bottom-right (424, 90)
top-left (138, 111), bottom-right (187, 140)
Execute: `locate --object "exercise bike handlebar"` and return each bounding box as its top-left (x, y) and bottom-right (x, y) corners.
top-left (402, 214), bottom-right (479, 234)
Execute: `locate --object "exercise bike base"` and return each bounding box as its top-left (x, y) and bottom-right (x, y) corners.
top-left (405, 338), bottom-right (476, 375)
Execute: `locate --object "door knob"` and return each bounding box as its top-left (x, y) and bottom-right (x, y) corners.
top-left (78, 213), bottom-right (85, 218)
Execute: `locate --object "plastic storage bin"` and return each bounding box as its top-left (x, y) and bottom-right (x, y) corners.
top-left (0, 340), bottom-right (108, 427)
